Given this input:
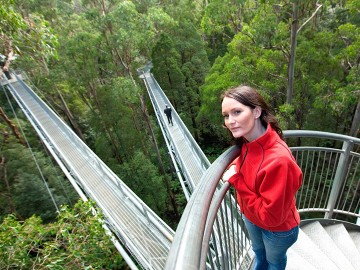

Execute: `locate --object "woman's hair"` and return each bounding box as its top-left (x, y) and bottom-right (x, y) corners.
top-left (221, 85), bottom-right (284, 144)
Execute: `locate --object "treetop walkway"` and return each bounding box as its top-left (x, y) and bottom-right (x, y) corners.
top-left (2, 71), bottom-right (360, 269)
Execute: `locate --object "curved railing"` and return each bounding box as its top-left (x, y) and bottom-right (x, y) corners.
top-left (165, 130), bottom-right (360, 269)
top-left (285, 130), bottom-right (360, 221)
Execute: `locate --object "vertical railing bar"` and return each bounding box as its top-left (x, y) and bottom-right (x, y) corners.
top-left (235, 203), bottom-right (241, 269)
top-left (204, 211), bottom-right (225, 270)
top-left (293, 151), bottom-right (301, 208)
top-left (237, 207), bottom-right (243, 268)
top-left (320, 151), bottom-right (332, 208)
top-left (229, 193), bottom-right (237, 269)
top-left (222, 196), bottom-right (232, 269)
top-left (298, 151), bottom-right (307, 208)
top-left (348, 157), bottom-right (360, 212)
top-left (354, 191), bottom-right (360, 217)
top-left (215, 216), bottom-right (227, 270)
top-left (214, 217), bottom-right (222, 269)
top-left (317, 151), bottom-right (327, 209)
top-left (236, 207), bottom-right (242, 268)
top-left (307, 151), bottom-right (316, 209)
top-left (338, 155), bottom-right (352, 211)
top-left (337, 158), bottom-right (352, 211)
top-left (319, 151), bottom-right (331, 208)
top-left (301, 150), bottom-right (310, 210)
top-left (219, 202), bottom-right (230, 270)
top-left (227, 198), bottom-right (234, 270)
top-left (222, 196), bottom-right (231, 269)
top-left (292, 150), bottom-right (302, 208)
top-left (206, 242), bottom-right (216, 269)
top-left (342, 156), bottom-right (358, 212)
top-left (237, 205), bottom-right (244, 265)
top-left (324, 152), bottom-right (339, 209)
top-left (230, 200), bottom-right (240, 270)
top-left (325, 140), bottom-right (353, 219)
top-left (209, 232), bottom-right (220, 269)
top-left (314, 151), bottom-right (324, 207)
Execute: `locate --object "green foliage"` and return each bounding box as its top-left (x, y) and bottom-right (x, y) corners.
top-left (277, 103), bottom-right (295, 130)
top-left (118, 151), bottom-right (167, 214)
top-left (151, 33), bottom-right (185, 103)
top-left (0, 115), bottom-right (78, 222)
top-left (146, 6), bottom-right (177, 34)
top-left (152, 18), bottom-right (210, 138)
top-left (201, 0), bottom-right (249, 37)
top-left (2, 1), bottom-right (360, 266)
top-left (199, 0), bottom-right (360, 135)
top-left (200, 0), bottom-right (255, 63)
top-left (0, 0), bottom-right (26, 35)
top-left (89, 77), bottom-right (151, 165)
top-left (0, 200), bottom-right (127, 269)
top-left (0, 0), bottom-right (59, 75)
top-left (106, 1), bottom-right (156, 73)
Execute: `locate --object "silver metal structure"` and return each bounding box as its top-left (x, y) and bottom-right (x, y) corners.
top-left (139, 69), bottom-right (247, 269)
top-left (3, 73), bottom-right (174, 270)
top-left (165, 130), bottom-right (360, 269)
top-left (3, 72), bottom-right (360, 270)
top-left (139, 68), bottom-right (210, 200)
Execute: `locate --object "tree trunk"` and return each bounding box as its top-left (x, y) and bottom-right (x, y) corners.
top-left (90, 83), bottom-right (124, 164)
top-left (288, 2), bottom-right (323, 104)
top-left (349, 97), bottom-right (360, 137)
top-left (287, 0), bottom-right (299, 105)
top-left (57, 91), bottom-right (86, 142)
top-left (0, 157), bottom-right (16, 213)
top-left (129, 104), bottom-right (149, 157)
top-left (0, 107), bottom-right (26, 145)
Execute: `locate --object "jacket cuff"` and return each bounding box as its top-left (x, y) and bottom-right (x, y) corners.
top-left (228, 173), bottom-right (238, 185)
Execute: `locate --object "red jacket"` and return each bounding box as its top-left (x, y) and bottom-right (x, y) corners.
top-left (228, 125), bottom-right (302, 231)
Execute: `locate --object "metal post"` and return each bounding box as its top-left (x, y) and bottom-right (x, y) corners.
top-left (325, 140), bottom-right (353, 218)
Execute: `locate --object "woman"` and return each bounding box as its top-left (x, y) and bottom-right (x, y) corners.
top-left (221, 85), bottom-right (303, 270)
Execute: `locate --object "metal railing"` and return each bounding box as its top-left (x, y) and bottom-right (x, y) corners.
top-left (165, 130), bottom-right (360, 269)
top-left (140, 70), bottom-right (210, 199)
top-left (285, 130), bottom-right (360, 221)
top-left (5, 73), bottom-right (175, 270)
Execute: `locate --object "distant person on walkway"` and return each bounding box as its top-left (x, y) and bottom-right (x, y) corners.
top-left (221, 85), bottom-right (303, 270)
top-left (164, 104), bottom-right (173, 126)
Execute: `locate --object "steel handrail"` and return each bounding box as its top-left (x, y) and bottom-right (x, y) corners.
top-left (165, 146), bottom-right (242, 269)
top-left (166, 130), bottom-right (360, 269)
top-left (7, 74), bottom-right (174, 269)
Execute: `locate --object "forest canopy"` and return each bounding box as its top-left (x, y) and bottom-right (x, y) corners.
top-left (1, 0), bottom-right (359, 268)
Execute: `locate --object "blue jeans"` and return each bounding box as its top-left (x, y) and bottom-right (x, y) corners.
top-left (243, 216), bottom-right (299, 270)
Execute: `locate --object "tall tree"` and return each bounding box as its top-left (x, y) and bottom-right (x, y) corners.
top-left (152, 19), bottom-right (210, 138)
top-left (199, 0), bottom-right (359, 136)
top-left (0, 119), bottom-right (78, 222)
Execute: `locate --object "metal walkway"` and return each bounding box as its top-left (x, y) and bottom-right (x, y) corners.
top-left (139, 69), bottom-right (210, 200)
top-left (3, 74), bottom-right (176, 269)
top-left (4, 72), bottom-right (360, 270)
top-left (2, 71), bottom-right (211, 269)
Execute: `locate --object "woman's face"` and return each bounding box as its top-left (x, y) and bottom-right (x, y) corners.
top-left (222, 96), bottom-right (259, 141)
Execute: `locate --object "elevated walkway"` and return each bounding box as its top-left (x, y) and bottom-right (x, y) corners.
top-left (2, 70), bottom-right (214, 269)
top-left (139, 69), bottom-right (210, 200)
top-left (3, 72), bottom-right (360, 269)
top-left (2, 73), bottom-right (174, 269)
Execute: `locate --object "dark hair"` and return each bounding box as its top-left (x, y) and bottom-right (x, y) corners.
top-left (221, 85), bottom-right (284, 144)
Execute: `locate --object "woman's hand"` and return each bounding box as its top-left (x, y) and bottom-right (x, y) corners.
top-left (222, 165), bottom-right (236, 181)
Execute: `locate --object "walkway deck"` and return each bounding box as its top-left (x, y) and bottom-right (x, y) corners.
top-left (5, 75), bottom-right (174, 269)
